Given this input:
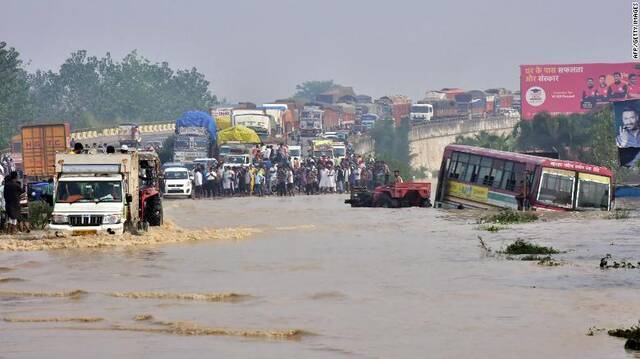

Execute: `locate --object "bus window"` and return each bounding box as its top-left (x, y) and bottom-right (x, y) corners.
top-left (450, 153), bottom-right (469, 179)
top-left (490, 160), bottom-right (505, 188)
top-left (478, 157), bottom-right (493, 185)
top-left (537, 169), bottom-right (575, 208)
top-left (577, 173), bottom-right (610, 210)
top-left (463, 155), bottom-right (480, 182)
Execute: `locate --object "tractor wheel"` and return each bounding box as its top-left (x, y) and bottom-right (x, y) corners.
top-left (375, 194), bottom-right (396, 208)
top-left (421, 198), bottom-right (433, 208)
top-left (145, 195), bottom-right (163, 226)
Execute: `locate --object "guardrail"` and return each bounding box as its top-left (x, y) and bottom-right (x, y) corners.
top-left (70, 122), bottom-right (175, 140)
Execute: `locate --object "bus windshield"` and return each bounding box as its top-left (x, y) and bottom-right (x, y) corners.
top-left (536, 169), bottom-right (574, 208)
top-left (577, 173), bottom-right (610, 210)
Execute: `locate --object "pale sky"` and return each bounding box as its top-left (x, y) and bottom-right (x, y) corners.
top-left (1, 0), bottom-right (630, 103)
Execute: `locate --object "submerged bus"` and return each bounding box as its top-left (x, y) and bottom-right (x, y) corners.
top-left (434, 145), bottom-right (613, 211)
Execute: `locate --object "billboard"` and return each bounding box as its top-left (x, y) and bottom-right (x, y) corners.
top-left (614, 99), bottom-right (640, 167)
top-left (520, 62), bottom-right (640, 120)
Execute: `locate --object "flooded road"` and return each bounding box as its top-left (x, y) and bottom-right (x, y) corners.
top-left (1, 194), bottom-right (640, 358)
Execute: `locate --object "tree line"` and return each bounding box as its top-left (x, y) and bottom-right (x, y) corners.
top-left (0, 41), bottom-right (218, 147)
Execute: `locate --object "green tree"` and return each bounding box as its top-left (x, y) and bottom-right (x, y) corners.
top-left (369, 119), bottom-right (424, 178)
top-left (294, 80), bottom-right (336, 101)
top-left (0, 42), bottom-right (33, 147)
top-left (27, 49), bottom-right (219, 131)
top-left (455, 131), bottom-right (514, 151)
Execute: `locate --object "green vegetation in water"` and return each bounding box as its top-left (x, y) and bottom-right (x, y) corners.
top-left (608, 322), bottom-right (640, 351)
top-left (606, 209), bottom-right (630, 220)
top-left (501, 239), bottom-right (560, 255)
top-left (480, 209), bottom-right (538, 225)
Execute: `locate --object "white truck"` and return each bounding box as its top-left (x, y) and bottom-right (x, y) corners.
top-left (409, 103), bottom-right (433, 124)
top-left (49, 152), bottom-right (163, 235)
top-left (231, 109), bottom-right (272, 141)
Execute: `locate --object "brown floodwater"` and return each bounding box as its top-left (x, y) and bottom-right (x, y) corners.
top-left (1, 193), bottom-right (640, 358)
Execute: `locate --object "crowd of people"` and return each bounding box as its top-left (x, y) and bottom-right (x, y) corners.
top-left (187, 143), bottom-right (404, 199)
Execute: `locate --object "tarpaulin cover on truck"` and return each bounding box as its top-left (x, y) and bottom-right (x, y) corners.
top-left (215, 115), bottom-right (232, 130)
top-left (217, 125), bottom-right (261, 144)
top-left (175, 111), bottom-right (217, 139)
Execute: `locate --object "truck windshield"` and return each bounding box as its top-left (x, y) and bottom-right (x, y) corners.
top-left (333, 148), bottom-right (345, 157)
top-left (314, 150), bottom-right (333, 158)
top-left (289, 149), bottom-right (301, 157)
top-left (227, 156), bottom-right (247, 164)
top-left (165, 171), bottom-right (188, 180)
top-left (411, 106), bottom-right (431, 113)
top-left (56, 181), bottom-right (123, 203)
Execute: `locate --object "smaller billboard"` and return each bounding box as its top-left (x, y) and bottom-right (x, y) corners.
top-left (614, 99), bottom-right (640, 167)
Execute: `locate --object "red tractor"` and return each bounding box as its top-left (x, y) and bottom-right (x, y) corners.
top-left (138, 150), bottom-right (163, 229)
top-left (345, 182), bottom-right (432, 208)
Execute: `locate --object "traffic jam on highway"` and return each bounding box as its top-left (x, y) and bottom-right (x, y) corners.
top-left (0, 86), bottom-right (616, 237)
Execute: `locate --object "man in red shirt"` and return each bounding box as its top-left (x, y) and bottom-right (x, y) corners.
top-left (582, 77), bottom-right (598, 101)
top-left (607, 72), bottom-right (628, 99)
top-left (596, 75), bottom-right (609, 102)
top-left (628, 74), bottom-right (640, 98)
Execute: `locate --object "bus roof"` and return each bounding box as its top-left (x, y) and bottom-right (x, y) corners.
top-left (444, 144), bottom-right (613, 177)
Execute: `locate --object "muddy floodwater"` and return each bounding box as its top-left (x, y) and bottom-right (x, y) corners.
top-left (1, 194), bottom-right (640, 358)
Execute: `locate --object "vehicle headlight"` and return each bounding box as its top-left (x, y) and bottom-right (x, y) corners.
top-left (51, 214), bottom-right (68, 224)
top-left (103, 214), bottom-right (121, 224)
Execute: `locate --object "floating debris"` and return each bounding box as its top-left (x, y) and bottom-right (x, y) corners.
top-left (107, 291), bottom-right (250, 302)
top-left (605, 209), bottom-right (631, 220)
top-left (600, 254), bottom-right (639, 269)
top-left (608, 322), bottom-right (640, 351)
top-left (134, 314), bottom-right (154, 321)
top-left (3, 317), bottom-right (103, 323)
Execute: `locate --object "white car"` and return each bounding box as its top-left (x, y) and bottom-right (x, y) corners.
top-left (163, 167), bottom-right (192, 198)
top-left (222, 154), bottom-right (251, 169)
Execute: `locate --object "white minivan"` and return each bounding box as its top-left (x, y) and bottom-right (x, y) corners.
top-left (163, 167), bottom-right (192, 198)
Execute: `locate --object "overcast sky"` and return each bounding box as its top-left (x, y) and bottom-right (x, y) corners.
top-left (1, 0), bottom-right (630, 103)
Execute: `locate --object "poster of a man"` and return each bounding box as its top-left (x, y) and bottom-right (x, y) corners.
top-left (608, 72), bottom-right (628, 100)
top-left (628, 74), bottom-right (640, 98)
top-left (595, 74), bottom-right (609, 103)
top-left (614, 99), bottom-right (640, 167)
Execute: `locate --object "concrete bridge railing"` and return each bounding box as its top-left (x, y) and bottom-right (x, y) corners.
top-left (351, 116), bottom-right (520, 174)
top-left (70, 122), bottom-right (175, 141)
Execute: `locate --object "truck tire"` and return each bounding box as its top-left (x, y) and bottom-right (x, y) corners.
top-left (145, 195), bottom-right (163, 226)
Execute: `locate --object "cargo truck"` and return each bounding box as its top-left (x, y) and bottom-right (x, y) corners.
top-left (231, 109), bottom-right (271, 141)
top-left (173, 111), bottom-right (218, 164)
top-left (21, 123), bottom-right (70, 179)
top-left (300, 106), bottom-right (323, 137)
top-left (49, 151), bottom-right (163, 235)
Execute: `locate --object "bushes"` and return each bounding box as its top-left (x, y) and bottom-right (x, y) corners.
top-left (480, 209), bottom-right (538, 225)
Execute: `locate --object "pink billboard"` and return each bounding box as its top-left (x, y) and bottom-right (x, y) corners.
top-left (520, 62), bottom-right (640, 120)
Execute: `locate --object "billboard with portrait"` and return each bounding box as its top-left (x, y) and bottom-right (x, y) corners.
top-left (614, 99), bottom-right (640, 167)
top-left (520, 63), bottom-right (640, 120)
